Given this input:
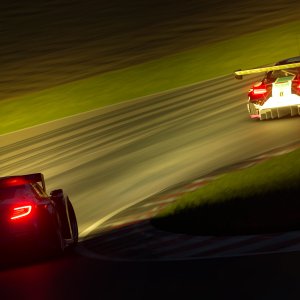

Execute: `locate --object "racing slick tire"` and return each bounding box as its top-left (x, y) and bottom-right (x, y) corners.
top-left (51, 226), bottom-right (65, 256)
top-left (247, 101), bottom-right (259, 119)
top-left (51, 192), bottom-right (78, 249)
top-left (66, 198), bottom-right (78, 250)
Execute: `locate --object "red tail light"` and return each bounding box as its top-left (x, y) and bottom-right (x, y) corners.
top-left (10, 205), bottom-right (32, 220)
top-left (1, 178), bottom-right (27, 187)
top-left (252, 88), bottom-right (267, 95)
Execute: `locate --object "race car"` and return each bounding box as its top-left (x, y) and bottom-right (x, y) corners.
top-left (235, 56), bottom-right (300, 120)
top-left (0, 173), bottom-right (78, 261)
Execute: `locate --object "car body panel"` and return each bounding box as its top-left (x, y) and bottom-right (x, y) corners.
top-left (235, 56), bottom-right (300, 120)
top-left (0, 173), bottom-right (78, 260)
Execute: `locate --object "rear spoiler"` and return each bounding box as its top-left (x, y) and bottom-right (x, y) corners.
top-left (0, 173), bottom-right (46, 191)
top-left (234, 62), bottom-right (300, 79)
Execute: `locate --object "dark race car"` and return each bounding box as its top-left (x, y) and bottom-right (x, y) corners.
top-left (0, 173), bottom-right (78, 261)
top-left (235, 56), bottom-right (300, 120)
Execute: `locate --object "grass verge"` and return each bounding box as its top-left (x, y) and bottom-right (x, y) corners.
top-left (2, 20), bottom-right (300, 135)
top-left (151, 147), bottom-right (300, 235)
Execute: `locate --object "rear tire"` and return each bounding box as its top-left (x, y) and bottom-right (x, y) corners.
top-left (248, 102), bottom-right (259, 117)
top-left (52, 226), bottom-right (65, 256)
top-left (52, 194), bottom-right (78, 250)
top-left (67, 198), bottom-right (78, 249)
top-left (40, 218), bottom-right (65, 259)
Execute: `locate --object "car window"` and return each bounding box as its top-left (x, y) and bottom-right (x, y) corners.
top-left (0, 185), bottom-right (34, 202)
top-left (266, 69), bottom-right (299, 81)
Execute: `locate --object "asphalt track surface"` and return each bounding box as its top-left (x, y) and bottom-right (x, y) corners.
top-left (1, 74), bottom-right (300, 299)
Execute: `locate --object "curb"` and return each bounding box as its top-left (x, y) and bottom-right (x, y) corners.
top-left (77, 141), bottom-right (300, 261)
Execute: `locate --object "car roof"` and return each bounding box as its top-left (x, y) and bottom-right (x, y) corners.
top-left (275, 56), bottom-right (300, 65)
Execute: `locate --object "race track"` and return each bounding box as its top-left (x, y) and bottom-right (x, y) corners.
top-left (2, 74), bottom-right (300, 299)
top-left (1, 74), bottom-right (300, 236)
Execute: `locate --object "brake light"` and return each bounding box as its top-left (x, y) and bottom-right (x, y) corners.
top-left (10, 205), bottom-right (32, 220)
top-left (1, 177), bottom-right (27, 187)
top-left (253, 88), bottom-right (267, 95)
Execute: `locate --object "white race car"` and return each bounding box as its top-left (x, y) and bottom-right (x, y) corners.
top-left (235, 56), bottom-right (300, 120)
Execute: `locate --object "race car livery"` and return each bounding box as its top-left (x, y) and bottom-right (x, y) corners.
top-left (235, 56), bottom-right (300, 120)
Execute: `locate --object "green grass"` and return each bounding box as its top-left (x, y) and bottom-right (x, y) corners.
top-left (152, 148), bottom-right (300, 235)
top-left (2, 20), bottom-right (300, 135)
top-left (2, 8), bottom-right (300, 236)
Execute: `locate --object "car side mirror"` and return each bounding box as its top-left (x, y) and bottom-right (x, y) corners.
top-left (50, 189), bottom-right (63, 199)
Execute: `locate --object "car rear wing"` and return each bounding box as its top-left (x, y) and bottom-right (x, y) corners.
top-left (0, 173), bottom-right (46, 191)
top-left (234, 62), bottom-right (300, 79)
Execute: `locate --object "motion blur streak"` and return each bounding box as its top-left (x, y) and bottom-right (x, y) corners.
top-left (1, 74), bottom-right (300, 235)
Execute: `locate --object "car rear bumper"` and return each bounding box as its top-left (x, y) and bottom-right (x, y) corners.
top-left (259, 105), bottom-right (300, 120)
top-left (0, 214), bottom-right (62, 261)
